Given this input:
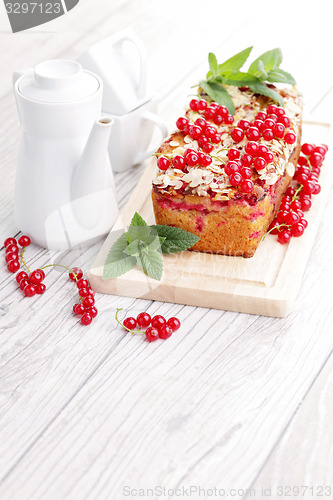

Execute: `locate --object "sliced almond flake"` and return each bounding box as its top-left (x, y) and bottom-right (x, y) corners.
top-left (152, 177), bottom-right (164, 185)
top-left (196, 186), bottom-right (208, 196)
top-left (172, 146), bottom-right (185, 156)
top-left (169, 140), bottom-right (180, 147)
top-left (213, 194), bottom-right (229, 201)
top-left (286, 162), bottom-right (295, 178)
top-left (171, 180), bottom-right (183, 190)
top-left (265, 173), bottom-right (279, 185)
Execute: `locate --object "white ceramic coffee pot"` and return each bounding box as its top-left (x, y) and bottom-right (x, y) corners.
top-left (13, 59), bottom-right (119, 250)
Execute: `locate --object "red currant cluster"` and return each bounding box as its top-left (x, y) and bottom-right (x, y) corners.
top-left (117, 309), bottom-right (181, 342)
top-left (70, 267), bottom-right (98, 325)
top-left (231, 104), bottom-right (296, 144)
top-left (4, 235), bottom-right (46, 297)
top-left (157, 147), bottom-right (212, 172)
top-left (3, 235), bottom-right (97, 324)
top-left (268, 142), bottom-right (327, 244)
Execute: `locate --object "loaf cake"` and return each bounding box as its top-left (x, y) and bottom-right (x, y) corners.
top-left (152, 84), bottom-right (302, 257)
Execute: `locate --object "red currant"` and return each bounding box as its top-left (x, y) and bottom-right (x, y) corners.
top-left (4, 237), bottom-right (17, 247)
top-left (73, 303), bottom-right (85, 315)
top-left (284, 132), bottom-right (296, 144)
top-left (79, 288), bottom-right (90, 298)
top-left (197, 99), bottom-right (207, 110)
top-left (82, 296), bottom-right (95, 309)
top-left (299, 196), bottom-right (312, 211)
top-left (137, 312), bottom-right (151, 328)
top-left (185, 152), bottom-right (199, 166)
top-left (246, 127), bottom-right (260, 141)
top-left (258, 144), bottom-right (269, 157)
top-left (238, 119), bottom-right (251, 130)
top-left (278, 229), bottom-right (292, 244)
top-left (224, 115), bottom-right (234, 125)
top-left (19, 278), bottom-right (30, 290)
top-left (145, 326), bottom-right (159, 342)
top-left (6, 244), bottom-right (19, 255)
top-left (29, 269), bottom-right (45, 284)
top-left (285, 211), bottom-right (300, 226)
top-left (123, 317), bottom-right (137, 330)
top-left (81, 313), bottom-right (93, 325)
top-left (35, 283), bottom-right (46, 294)
top-left (256, 112), bottom-right (267, 121)
top-left (204, 106), bottom-right (216, 120)
top-left (240, 179), bottom-right (254, 193)
top-left (151, 315), bottom-right (166, 330)
top-left (77, 278), bottom-right (89, 289)
top-left (254, 157), bottom-right (267, 171)
top-left (229, 171), bottom-right (242, 186)
top-left (275, 107), bottom-right (285, 117)
top-left (263, 118), bottom-right (275, 130)
top-left (268, 219), bottom-right (280, 235)
top-left (176, 117), bottom-right (189, 131)
top-left (69, 267), bottom-right (83, 281)
top-left (228, 148), bottom-right (240, 160)
top-left (291, 223), bottom-right (305, 237)
top-left (5, 252), bottom-right (18, 263)
top-left (224, 161), bottom-right (240, 176)
top-left (301, 143), bottom-right (315, 156)
top-left (167, 317), bottom-right (181, 331)
top-left (231, 127), bottom-right (245, 143)
top-left (213, 114), bottom-right (224, 126)
top-left (290, 200), bottom-right (302, 211)
top-left (285, 187), bottom-right (296, 197)
top-left (173, 155), bottom-right (186, 170)
top-left (245, 142), bottom-right (259, 156)
top-left (24, 284), bottom-right (36, 297)
top-left (267, 104), bottom-right (278, 115)
top-left (309, 152), bottom-right (323, 167)
top-left (7, 260), bottom-right (20, 273)
top-left (253, 119), bottom-right (264, 131)
top-left (159, 325), bottom-right (173, 339)
top-left (262, 129), bottom-right (274, 141)
top-left (278, 115), bottom-right (291, 128)
top-left (202, 142), bottom-right (214, 154)
top-left (273, 123), bottom-right (285, 138)
top-left (277, 210), bottom-right (289, 223)
top-left (86, 306), bottom-right (98, 318)
top-left (312, 183), bottom-right (321, 195)
top-left (195, 117), bottom-right (207, 130)
top-left (264, 151), bottom-right (274, 163)
top-left (302, 180), bottom-right (316, 195)
top-left (18, 235), bottom-right (31, 247)
top-left (240, 153), bottom-right (253, 167)
top-left (157, 156), bottom-right (170, 171)
top-left (189, 99), bottom-right (199, 111)
top-left (16, 271), bottom-right (28, 283)
top-left (240, 167), bottom-right (252, 179)
top-left (198, 153), bottom-right (212, 167)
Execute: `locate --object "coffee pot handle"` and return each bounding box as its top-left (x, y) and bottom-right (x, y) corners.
top-left (112, 30), bottom-right (148, 100)
top-left (135, 111), bottom-right (168, 164)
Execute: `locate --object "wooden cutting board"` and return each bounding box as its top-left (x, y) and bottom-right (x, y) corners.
top-left (89, 120), bottom-right (332, 317)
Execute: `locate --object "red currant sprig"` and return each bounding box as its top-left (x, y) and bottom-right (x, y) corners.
top-left (116, 308), bottom-right (181, 342)
top-left (70, 269), bottom-right (98, 325)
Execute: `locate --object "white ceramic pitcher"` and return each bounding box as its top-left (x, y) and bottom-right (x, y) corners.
top-left (13, 59), bottom-right (119, 250)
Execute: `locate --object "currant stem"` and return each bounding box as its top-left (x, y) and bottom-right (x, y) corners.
top-left (263, 222), bottom-right (291, 241)
top-left (19, 248), bottom-right (30, 273)
top-left (115, 308), bottom-right (145, 335)
top-left (291, 184), bottom-right (303, 202)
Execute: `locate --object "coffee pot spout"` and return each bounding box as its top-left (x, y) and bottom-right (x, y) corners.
top-left (72, 117), bottom-right (114, 227)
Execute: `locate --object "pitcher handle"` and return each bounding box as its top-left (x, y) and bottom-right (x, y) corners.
top-left (112, 30), bottom-right (148, 100)
top-left (135, 111), bottom-right (168, 164)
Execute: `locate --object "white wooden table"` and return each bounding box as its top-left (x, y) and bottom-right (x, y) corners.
top-left (1, 1), bottom-right (333, 499)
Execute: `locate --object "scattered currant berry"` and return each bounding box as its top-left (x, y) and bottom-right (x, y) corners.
top-left (240, 153), bottom-right (253, 167)
top-left (224, 115), bottom-right (234, 125)
top-left (29, 269), bottom-right (45, 284)
top-left (245, 142), bottom-right (259, 156)
top-left (77, 278), bottom-right (89, 289)
top-left (267, 104), bottom-right (278, 115)
top-left (16, 271), bottom-right (28, 283)
top-left (240, 179), bottom-right (254, 193)
top-left (18, 235), bottom-right (31, 247)
top-left (35, 283), bottom-right (46, 294)
top-left (86, 307), bottom-right (98, 318)
top-left (6, 244), bottom-right (19, 255)
top-left (278, 229), bottom-right (292, 244)
top-left (145, 326), bottom-right (159, 342)
top-left (262, 129), bottom-right (274, 141)
top-left (238, 119), bottom-right (251, 130)
top-left (19, 278), bottom-right (30, 290)
top-left (229, 171), bottom-right (242, 186)
top-left (167, 317), bottom-right (181, 331)
top-left (291, 223), bottom-right (305, 237)
top-left (273, 123), bottom-right (285, 138)
top-left (151, 315), bottom-right (167, 330)
top-left (137, 312), bottom-right (151, 328)
top-left (301, 143), bottom-right (315, 156)
top-left (197, 99), bottom-right (208, 111)
top-left (4, 237), bottom-right (17, 247)
top-left (309, 152), bottom-right (323, 167)
top-left (254, 157), bottom-right (267, 171)
top-left (278, 115), bottom-right (291, 128)
top-left (69, 267), bottom-right (83, 281)
top-left (284, 132), bottom-right (296, 144)
top-left (246, 127), bottom-right (260, 141)
top-left (159, 325), bottom-right (173, 339)
top-left (24, 284), bottom-right (36, 297)
top-left (7, 260), bottom-right (20, 273)
top-left (81, 313), bottom-right (93, 325)
top-left (189, 99), bottom-right (199, 111)
top-left (73, 303), bottom-right (85, 315)
top-left (82, 296), bottom-right (95, 309)
top-left (123, 317), bottom-right (137, 330)
top-left (228, 148), bottom-right (240, 160)
top-left (173, 155), bottom-right (186, 170)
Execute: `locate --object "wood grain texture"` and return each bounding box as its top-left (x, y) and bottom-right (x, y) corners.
top-left (0, 1), bottom-right (333, 499)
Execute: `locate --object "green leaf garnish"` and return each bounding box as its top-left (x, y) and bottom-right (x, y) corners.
top-left (102, 213), bottom-right (200, 281)
top-left (199, 46), bottom-right (295, 113)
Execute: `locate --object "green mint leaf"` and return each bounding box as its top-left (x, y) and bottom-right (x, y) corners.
top-left (127, 224), bottom-right (152, 244)
top-left (248, 82), bottom-right (284, 107)
top-left (130, 212), bottom-right (148, 227)
top-left (267, 68), bottom-right (296, 85)
top-left (222, 71), bottom-right (261, 86)
top-left (151, 225), bottom-right (200, 254)
top-left (249, 48), bottom-right (282, 76)
top-left (103, 232), bottom-right (136, 279)
top-left (123, 239), bottom-right (142, 258)
top-left (208, 52), bottom-right (218, 77)
top-left (218, 46), bottom-right (253, 73)
top-left (137, 246), bottom-right (164, 281)
top-left (200, 80), bottom-right (235, 115)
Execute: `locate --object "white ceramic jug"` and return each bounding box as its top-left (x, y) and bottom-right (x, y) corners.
top-left (13, 59), bottom-right (119, 250)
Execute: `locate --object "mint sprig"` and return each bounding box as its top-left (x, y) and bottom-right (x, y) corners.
top-left (199, 47), bottom-right (296, 114)
top-left (103, 213), bottom-right (200, 281)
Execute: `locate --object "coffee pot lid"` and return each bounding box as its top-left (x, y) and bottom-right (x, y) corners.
top-left (78, 29), bottom-right (151, 115)
top-left (18, 59), bottom-right (100, 103)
